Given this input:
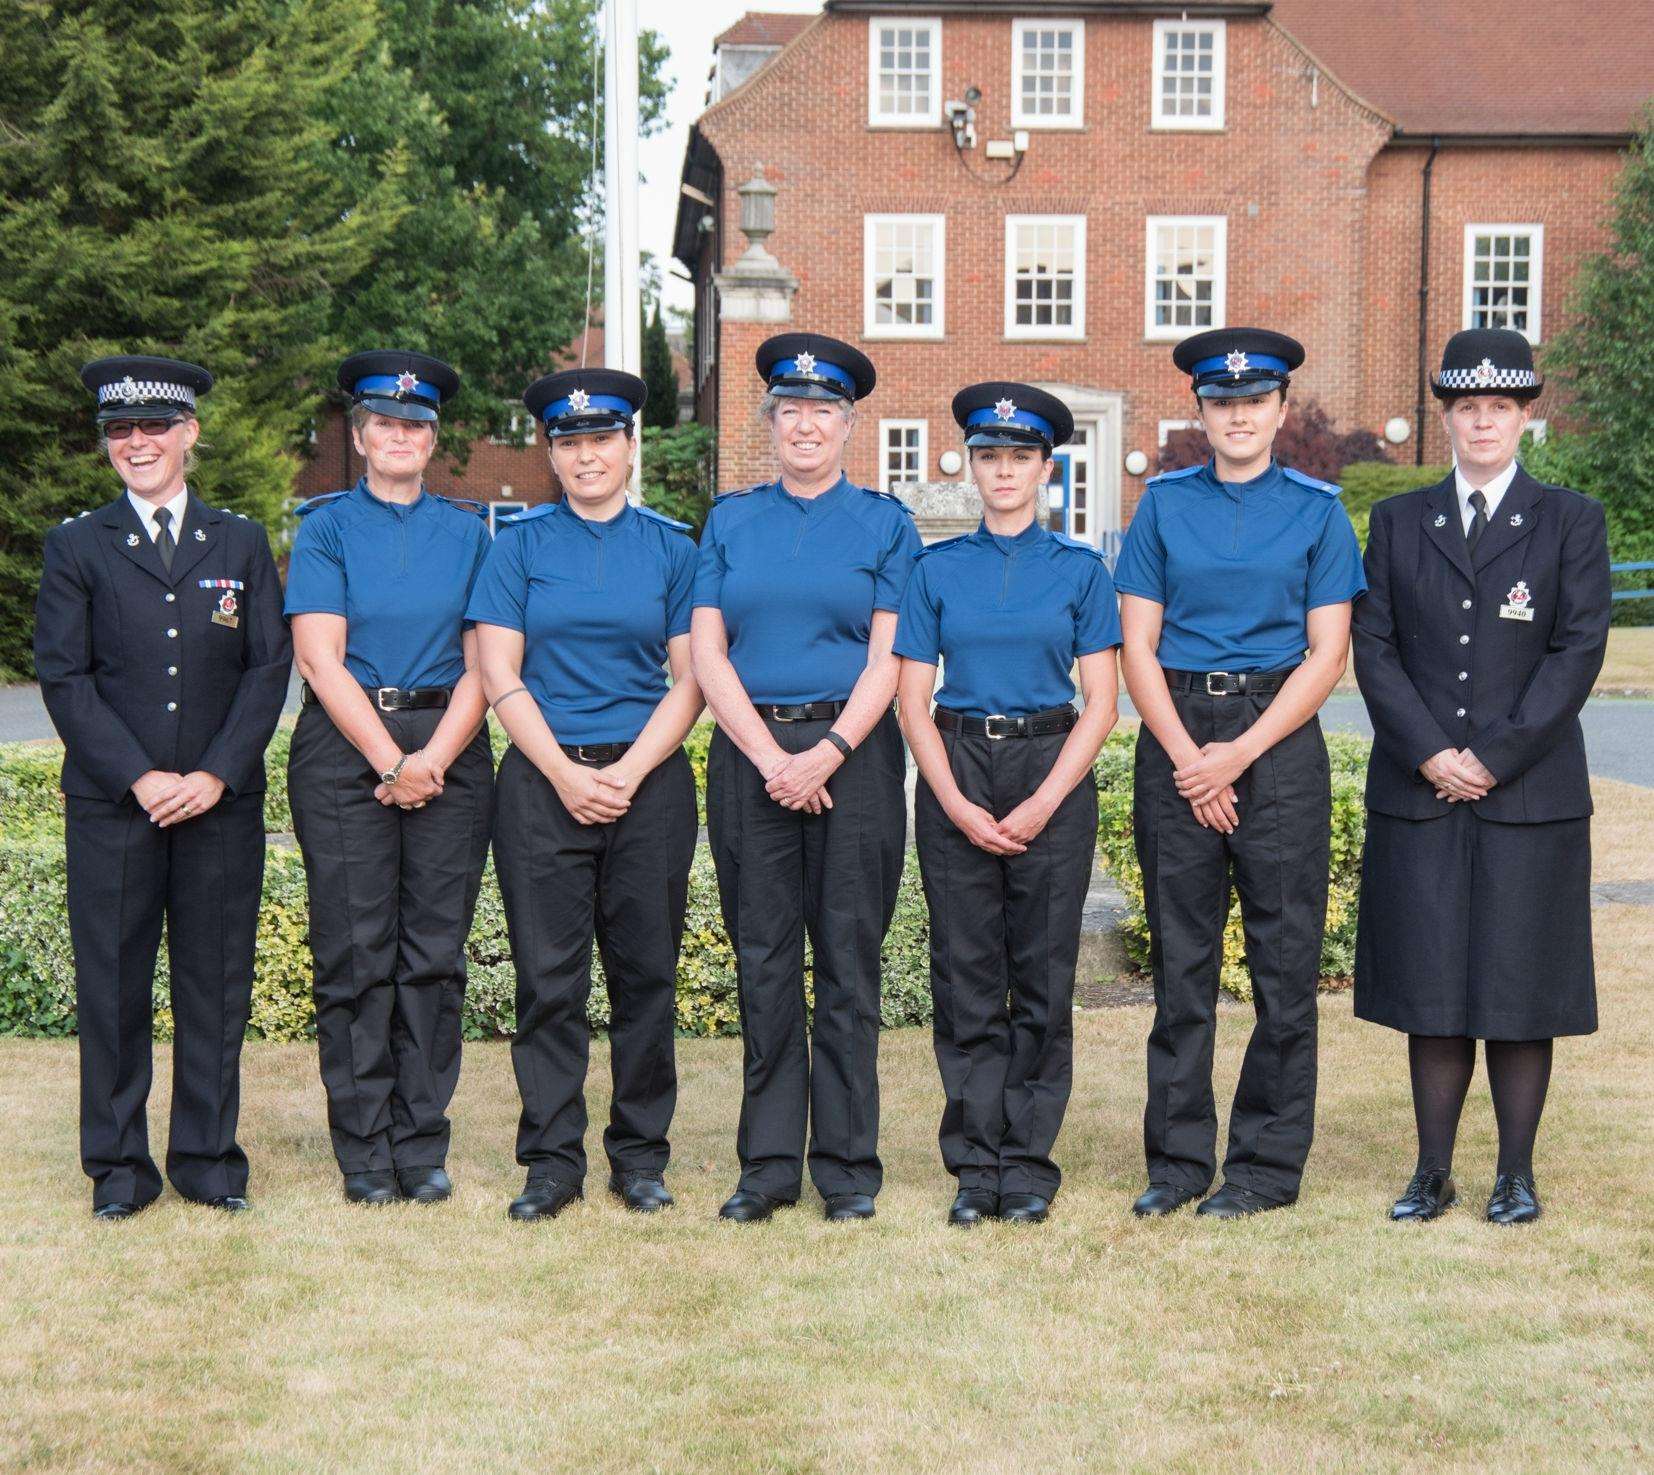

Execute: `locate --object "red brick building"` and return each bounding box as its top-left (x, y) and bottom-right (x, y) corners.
top-left (674, 0), bottom-right (1649, 546)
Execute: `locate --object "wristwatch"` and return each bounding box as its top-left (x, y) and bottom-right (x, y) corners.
top-left (379, 755), bottom-right (407, 786)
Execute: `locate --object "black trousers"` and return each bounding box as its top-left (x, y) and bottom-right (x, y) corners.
top-left (707, 710), bottom-right (907, 1200)
top-left (492, 744), bottom-right (696, 1184)
top-left (1133, 688), bottom-right (1330, 1202)
top-left (288, 705), bottom-right (493, 1175)
top-left (65, 790), bottom-right (265, 1209)
top-left (916, 730), bottom-right (1097, 1198)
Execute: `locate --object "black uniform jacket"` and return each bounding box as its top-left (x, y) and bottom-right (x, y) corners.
top-left (34, 493), bottom-right (291, 802)
top-left (1353, 468), bottom-right (1610, 824)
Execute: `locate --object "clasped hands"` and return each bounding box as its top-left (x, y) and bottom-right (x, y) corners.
top-left (131, 769), bottom-right (226, 827)
top-left (760, 741), bottom-right (843, 814)
top-left (1420, 748), bottom-right (1497, 803)
top-left (374, 749), bottom-right (444, 810)
top-left (1172, 740), bottom-right (1250, 835)
top-left (946, 790), bottom-right (1058, 856)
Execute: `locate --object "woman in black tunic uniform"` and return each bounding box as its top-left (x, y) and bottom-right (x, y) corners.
top-left (1353, 328), bottom-right (1611, 1225)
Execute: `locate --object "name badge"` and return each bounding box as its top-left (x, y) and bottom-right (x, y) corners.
top-left (1500, 580), bottom-right (1534, 622)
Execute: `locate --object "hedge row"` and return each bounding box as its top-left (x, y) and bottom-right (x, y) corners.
top-left (0, 724), bottom-right (1370, 1038)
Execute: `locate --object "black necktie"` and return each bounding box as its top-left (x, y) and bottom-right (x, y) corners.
top-left (1465, 489), bottom-right (1488, 558)
top-left (154, 504), bottom-right (176, 574)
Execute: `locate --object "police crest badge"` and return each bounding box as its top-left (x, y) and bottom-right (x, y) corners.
top-left (1500, 580), bottom-right (1534, 622)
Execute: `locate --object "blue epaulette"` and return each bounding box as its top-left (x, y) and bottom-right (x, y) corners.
top-left (1281, 466), bottom-right (1342, 497)
top-left (295, 490), bottom-right (351, 517)
top-left (435, 494), bottom-right (489, 518)
top-left (913, 532), bottom-right (969, 562)
top-left (714, 483), bottom-right (765, 501)
top-left (1051, 531), bottom-right (1106, 561)
top-left (862, 486), bottom-right (917, 516)
top-left (1145, 464), bottom-right (1203, 488)
top-left (637, 504), bottom-right (692, 532)
top-left (498, 503), bottom-right (555, 528)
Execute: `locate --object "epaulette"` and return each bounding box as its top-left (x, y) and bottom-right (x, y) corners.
top-left (913, 533), bottom-right (969, 561)
top-left (1051, 531), bottom-right (1106, 561)
top-left (435, 494), bottom-right (490, 519)
top-left (862, 487), bottom-right (917, 516)
top-left (637, 504), bottom-right (692, 532)
top-left (295, 490), bottom-right (351, 517)
top-left (1145, 464), bottom-right (1203, 487)
top-left (498, 503), bottom-right (555, 528)
top-left (713, 483), bottom-right (765, 501)
top-left (1282, 466), bottom-right (1342, 497)
top-left (60, 510), bottom-right (92, 523)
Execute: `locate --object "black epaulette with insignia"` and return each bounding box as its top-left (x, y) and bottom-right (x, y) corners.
top-left (913, 533), bottom-right (969, 561)
top-left (1146, 464), bottom-right (1203, 488)
top-left (713, 483), bottom-right (765, 501)
top-left (1051, 531), bottom-right (1106, 560)
top-left (1281, 466), bottom-right (1342, 497)
top-left (498, 503), bottom-right (554, 528)
top-left (862, 487), bottom-right (917, 516)
top-left (295, 490), bottom-right (351, 517)
top-left (637, 504), bottom-right (692, 532)
top-left (435, 494), bottom-right (490, 518)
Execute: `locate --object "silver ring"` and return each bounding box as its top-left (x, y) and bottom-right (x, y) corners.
top-left (181, 803), bottom-right (192, 814)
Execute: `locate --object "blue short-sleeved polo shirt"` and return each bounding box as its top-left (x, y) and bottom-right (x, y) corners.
top-left (894, 520), bottom-right (1122, 717)
top-left (693, 475), bottom-right (922, 705)
top-left (283, 478), bottom-right (491, 689)
top-left (466, 499), bottom-right (696, 745)
top-left (1112, 459), bottom-right (1366, 672)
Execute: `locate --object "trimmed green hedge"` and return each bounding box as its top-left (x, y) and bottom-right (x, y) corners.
top-left (1338, 461), bottom-right (1452, 547)
top-left (0, 723), bottom-right (1370, 1037)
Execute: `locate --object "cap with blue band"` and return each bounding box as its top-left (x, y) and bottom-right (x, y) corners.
top-left (769, 355), bottom-right (857, 394)
top-left (351, 373), bottom-right (442, 405)
top-left (1172, 328), bottom-right (1305, 400)
top-left (336, 350), bottom-right (459, 423)
top-left (964, 404), bottom-right (1056, 440)
top-left (1191, 352), bottom-right (1291, 378)
top-left (538, 392), bottom-right (636, 426)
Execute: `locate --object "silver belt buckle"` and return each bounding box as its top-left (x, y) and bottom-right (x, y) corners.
top-left (771, 707), bottom-right (801, 722)
top-left (1204, 672), bottom-right (1231, 697)
top-left (377, 686), bottom-right (403, 711)
top-left (575, 744), bottom-right (601, 762)
top-left (984, 714), bottom-right (1013, 739)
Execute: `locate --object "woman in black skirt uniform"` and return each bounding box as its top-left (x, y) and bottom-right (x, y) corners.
top-left (1353, 328), bottom-right (1611, 1225)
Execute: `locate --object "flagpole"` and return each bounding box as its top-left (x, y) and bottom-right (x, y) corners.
top-left (604, 0), bottom-right (643, 497)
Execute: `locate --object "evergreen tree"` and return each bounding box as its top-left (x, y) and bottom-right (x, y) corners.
top-left (641, 304), bottom-right (680, 430)
top-left (0, 0), bottom-right (405, 677)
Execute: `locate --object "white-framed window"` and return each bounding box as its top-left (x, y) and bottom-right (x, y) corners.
top-left (879, 419), bottom-right (928, 492)
top-left (1145, 216), bottom-right (1227, 340)
top-left (488, 498), bottom-right (527, 535)
top-left (868, 16), bottom-right (942, 127)
top-left (487, 410), bottom-right (537, 447)
top-left (1152, 19), bottom-right (1225, 130)
top-left (1012, 19), bottom-right (1084, 128)
top-left (864, 214), bottom-right (946, 338)
top-left (1523, 419), bottom-right (1548, 444)
top-left (1005, 215), bottom-right (1086, 340)
top-left (1157, 418), bottom-right (1200, 446)
top-left (1464, 224), bottom-right (1544, 342)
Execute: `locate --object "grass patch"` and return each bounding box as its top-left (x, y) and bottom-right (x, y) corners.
top-left (1338, 625), bottom-right (1654, 696)
top-left (0, 782), bottom-right (1651, 1470)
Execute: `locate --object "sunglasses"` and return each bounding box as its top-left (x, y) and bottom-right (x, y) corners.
top-left (104, 417), bottom-right (183, 440)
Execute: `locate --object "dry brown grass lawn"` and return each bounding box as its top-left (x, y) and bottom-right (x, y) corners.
top-left (2, 784), bottom-right (1652, 1472)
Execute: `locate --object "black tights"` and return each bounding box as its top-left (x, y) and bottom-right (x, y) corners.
top-left (1408, 1035), bottom-right (1554, 1179)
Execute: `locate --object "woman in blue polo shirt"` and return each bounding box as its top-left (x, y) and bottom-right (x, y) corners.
top-left (469, 369), bottom-right (703, 1224)
top-left (895, 382), bottom-right (1120, 1228)
top-left (1113, 329), bottom-right (1364, 1221)
top-left (286, 350), bottom-right (495, 1207)
top-left (691, 332), bottom-right (922, 1225)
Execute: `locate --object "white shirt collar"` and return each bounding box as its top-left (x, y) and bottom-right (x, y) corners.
top-left (1454, 460), bottom-right (1520, 532)
top-left (127, 486), bottom-right (190, 542)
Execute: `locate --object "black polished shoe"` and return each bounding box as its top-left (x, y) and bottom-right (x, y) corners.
top-left (718, 1189), bottom-right (785, 1223)
top-left (204, 1195), bottom-right (252, 1214)
top-left (396, 1166), bottom-right (453, 1205)
top-left (92, 1200), bottom-right (147, 1222)
top-left (997, 1192), bottom-right (1050, 1224)
top-left (1196, 1182), bottom-right (1293, 1219)
top-left (1390, 1169), bottom-right (1456, 1222)
top-left (608, 1171), bottom-right (674, 1213)
top-left (1132, 1183), bottom-right (1202, 1218)
top-left (508, 1178), bottom-right (582, 1222)
top-left (343, 1171), bottom-right (400, 1205)
top-left (823, 1192), bottom-right (876, 1222)
top-left (1486, 1172), bottom-right (1541, 1225)
top-left (948, 1188), bottom-right (999, 1227)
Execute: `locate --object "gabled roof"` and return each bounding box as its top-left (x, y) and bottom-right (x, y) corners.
top-left (1270, 0), bottom-right (1650, 138)
top-left (715, 12), bottom-right (815, 50)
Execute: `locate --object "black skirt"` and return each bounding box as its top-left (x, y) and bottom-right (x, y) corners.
top-left (1354, 806), bottom-right (1596, 1040)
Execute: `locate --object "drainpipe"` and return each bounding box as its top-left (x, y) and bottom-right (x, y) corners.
top-left (1413, 136), bottom-right (1441, 466)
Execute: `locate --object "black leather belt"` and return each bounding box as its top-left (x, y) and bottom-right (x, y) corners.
top-left (935, 705), bottom-right (1078, 739)
top-left (560, 741), bottom-right (632, 765)
top-left (1165, 669), bottom-right (1292, 697)
top-left (757, 700), bottom-right (847, 722)
top-left (302, 682), bottom-right (451, 711)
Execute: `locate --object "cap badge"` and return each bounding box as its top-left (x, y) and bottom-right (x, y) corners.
top-left (1433, 513), bottom-right (1447, 528)
top-left (1473, 358), bottom-right (1497, 387)
top-left (993, 398), bottom-right (1017, 421)
top-left (1509, 512), bottom-right (1523, 527)
top-left (194, 527), bottom-right (207, 541)
top-left (568, 388), bottom-right (591, 413)
top-left (218, 590), bottom-right (238, 617)
top-left (126, 532), bottom-right (140, 546)
top-left (394, 370), bottom-right (420, 396)
top-left (1225, 350), bottom-right (1250, 376)
top-left (117, 375), bottom-right (142, 405)
top-left (794, 352), bottom-right (817, 376)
